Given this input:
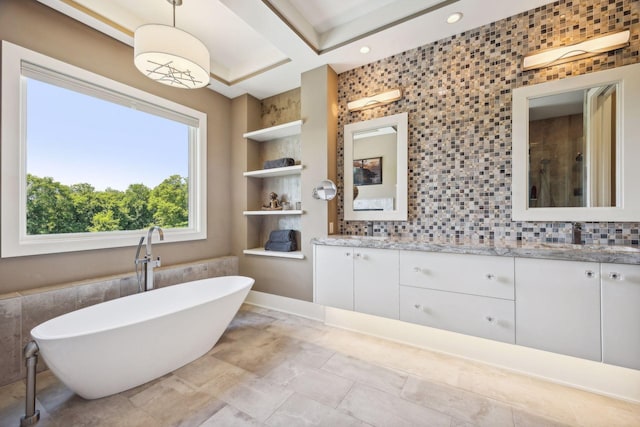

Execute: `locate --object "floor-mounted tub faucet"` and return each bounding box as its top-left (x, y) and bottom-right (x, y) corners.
top-left (134, 226), bottom-right (164, 291)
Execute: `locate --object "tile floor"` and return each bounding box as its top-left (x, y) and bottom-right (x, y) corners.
top-left (1, 304), bottom-right (639, 426)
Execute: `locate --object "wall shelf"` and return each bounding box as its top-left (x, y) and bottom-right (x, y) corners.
top-left (243, 165), bottom-right (303, 178)
top-left (243, 248), bottom-right (305, 259)
top-left (243, 120), bottom-right (303, 141)
top-left (243, 210), bottom-right (303, 216)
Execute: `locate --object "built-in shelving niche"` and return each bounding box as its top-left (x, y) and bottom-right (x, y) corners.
top-left (243, 120), bottom-right (304, 259)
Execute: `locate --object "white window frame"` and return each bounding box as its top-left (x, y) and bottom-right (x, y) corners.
top-left (1, 41), bottom-right (207, 258)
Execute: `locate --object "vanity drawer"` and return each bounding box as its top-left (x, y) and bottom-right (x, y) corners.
top-left (399, 251), bottom-right (514, 300)
top-left (400, 286), bottom-right (515, 343)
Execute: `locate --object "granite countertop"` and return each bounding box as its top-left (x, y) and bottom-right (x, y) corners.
top-left (311, 235), bottom-right (640, 265)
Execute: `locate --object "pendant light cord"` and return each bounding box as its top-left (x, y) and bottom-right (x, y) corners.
top-left (172, 1), bottom-right (176, 27)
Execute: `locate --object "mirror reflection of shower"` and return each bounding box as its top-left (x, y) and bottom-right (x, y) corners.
top-left (528, 83), bottom-right (617, 208)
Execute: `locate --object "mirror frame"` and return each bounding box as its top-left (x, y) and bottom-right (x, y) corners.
top-left (512, 62), bottom-right (640, 221)
top-left (344, 112), bottom-right (408, 221)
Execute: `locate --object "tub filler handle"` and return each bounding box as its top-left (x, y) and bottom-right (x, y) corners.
top-left (20, 340), bottom-right (40, 426)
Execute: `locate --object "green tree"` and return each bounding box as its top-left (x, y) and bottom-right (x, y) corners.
top-left (26, 174), bottom-right (76, 235)
top-left (89, 210), bottom-right (120, 232)
top-left (120, 183), bottom-right (153, 230)
top-left (148, 175), bottom-right (188, 228)
top-left (69, 182), bottom-right (100, 232)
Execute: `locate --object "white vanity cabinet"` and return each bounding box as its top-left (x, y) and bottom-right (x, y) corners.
top-left (314, 245), bottom-right (354, 310)
top-left (313, 245), bottom-right (399, 318)
top-left (601, 263), bottom-right (640, 370)
top-left (515, 258), bottom-right (601, 361)
top-left (353, 247), bottom-right (399, 319)
top-left (399, 251), bottom-right (515, 343)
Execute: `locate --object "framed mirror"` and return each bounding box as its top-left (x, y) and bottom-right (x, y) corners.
top-left (344, 112), bottom-right (408, 221)
top-left (512, 62), bottom-right (640, 221)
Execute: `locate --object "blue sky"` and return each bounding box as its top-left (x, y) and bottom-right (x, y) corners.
top-left (26, 78), bottom-right (189, 191)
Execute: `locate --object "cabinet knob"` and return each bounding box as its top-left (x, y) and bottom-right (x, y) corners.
top-left (413, 267), bottom-right (422, 273)
top-left (585, 270), bottom-right (596, 278)
top-left (485, 315), bottom-right (496, 324)
top-left (485, 273), bottom-right (495, 280)
top-left (414, 303), bottom-right (422, 310)
top-left (345, 252), bottom-right (351, 257)
top-left (608, 272), bottom-right (622, 281)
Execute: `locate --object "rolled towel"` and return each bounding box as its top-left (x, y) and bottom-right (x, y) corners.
top-left (268, 229), bottom-right (296, 243)
top-left (265, 240), bottom-right (297, 252)
top-left (263, 157), bottom-right (295, 169)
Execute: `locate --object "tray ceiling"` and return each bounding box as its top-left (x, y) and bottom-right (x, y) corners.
top-left (37, 0), bottom-right (553, 99)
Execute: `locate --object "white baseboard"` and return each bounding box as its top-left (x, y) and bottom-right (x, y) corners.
top-left (245, 290), bottom-right (324, 321)
top-left (245, 291), bottom-right (640, 403)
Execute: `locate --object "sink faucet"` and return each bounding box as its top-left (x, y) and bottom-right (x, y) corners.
top-left (134, 226), bottom-right (164, 291)
top-left (366, 222), bottom-right (374, 236)
top-left (572, 222), bottom-right (582, 245)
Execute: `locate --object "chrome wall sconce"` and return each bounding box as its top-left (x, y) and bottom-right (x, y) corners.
top-left (347, 88), bottom-right (403, 112)
top-left (523, 30), bottom-right (630, 71)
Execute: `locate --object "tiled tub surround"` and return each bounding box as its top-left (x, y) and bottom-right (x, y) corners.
top-left (2, 304), bottom-right (640, 426)
top-left (0, 256), bottom-right (238, 388)
top-left (337, 0), bottom-right (640, 246)
top-left (311, 235), bottom-right (640, 264)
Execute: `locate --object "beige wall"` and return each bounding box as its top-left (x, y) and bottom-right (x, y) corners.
top-left (0, 0), bottom-right (232, 294)
top-left (230, 66), bottom-right (337, 301)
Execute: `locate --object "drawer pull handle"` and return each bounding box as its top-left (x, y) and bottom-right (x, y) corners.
top-left (608, 272), bottom-right (622, 280)
top-left (485, 273), bottom-right (495, 280)
top-left (585, 270), bottom-right (596, 278)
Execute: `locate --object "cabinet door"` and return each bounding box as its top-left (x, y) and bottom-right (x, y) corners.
top-left (602, 263), bottom-right (640, 370)
top-left (515, 258), bottom-right (601, 361)
top-left (354, 248), bottom-right (399, 319)
top-left (314, 245), bottom-right (354, 310)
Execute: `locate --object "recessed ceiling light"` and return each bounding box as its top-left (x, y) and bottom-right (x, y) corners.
top-left (359, 46), bottom-right (371, 54)
top-left (446, 12), bottom-right (463, 24)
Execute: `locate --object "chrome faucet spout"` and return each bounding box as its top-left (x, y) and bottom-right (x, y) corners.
top-left (146, 226), bottom-right (164, 256)
top-left (133, 226), bottom-right (165, 292)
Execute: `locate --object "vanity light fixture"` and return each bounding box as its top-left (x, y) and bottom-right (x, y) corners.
top-left (446, 12), bottom-right (463, 24)
top-left (523, 30), bottom-right (630, 71)
top-left (347, 88), bottom-right (403, 112)
top-left (134, 0), bottom-right (210, 88)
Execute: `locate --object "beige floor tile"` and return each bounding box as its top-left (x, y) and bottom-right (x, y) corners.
top-left (173, 354), bottom-right (253, 391)
top-left (264, 361), bottom-right (354, 408)
top-left (512, 409), bottom-right (572, 427)
top-left (339, 383), bottom-right (451, 427)
top-left (230, 308), bottom-right (279, 330)
top-left (200, 404), bottom-right (263, 426)
top-left (401, 376), bottom-right (514, 427)
top-left (321, 353), bottom-right (407, 396)
top-left (266, 393), bottom-right (368, 426)
top-left (129, 374), bottom-right (225, 427)
top-left (218, 377), bottom-right (293, 422)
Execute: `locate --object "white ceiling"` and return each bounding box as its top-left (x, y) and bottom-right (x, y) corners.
top-left (37, 0), bottom-right (553, 99)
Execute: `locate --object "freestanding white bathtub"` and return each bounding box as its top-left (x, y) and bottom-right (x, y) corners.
top-left (31, 275), bottom-right (254, 399)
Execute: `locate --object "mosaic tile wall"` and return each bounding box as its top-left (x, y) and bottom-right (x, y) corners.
top-left (337, 0), bottom-right (640, 246)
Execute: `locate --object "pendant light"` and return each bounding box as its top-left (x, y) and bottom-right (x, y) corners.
top-left (134, 0), bottom-right (210, 88)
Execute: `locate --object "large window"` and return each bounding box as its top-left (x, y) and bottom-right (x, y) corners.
top-left (1, 41), bottom-right (207, 257)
